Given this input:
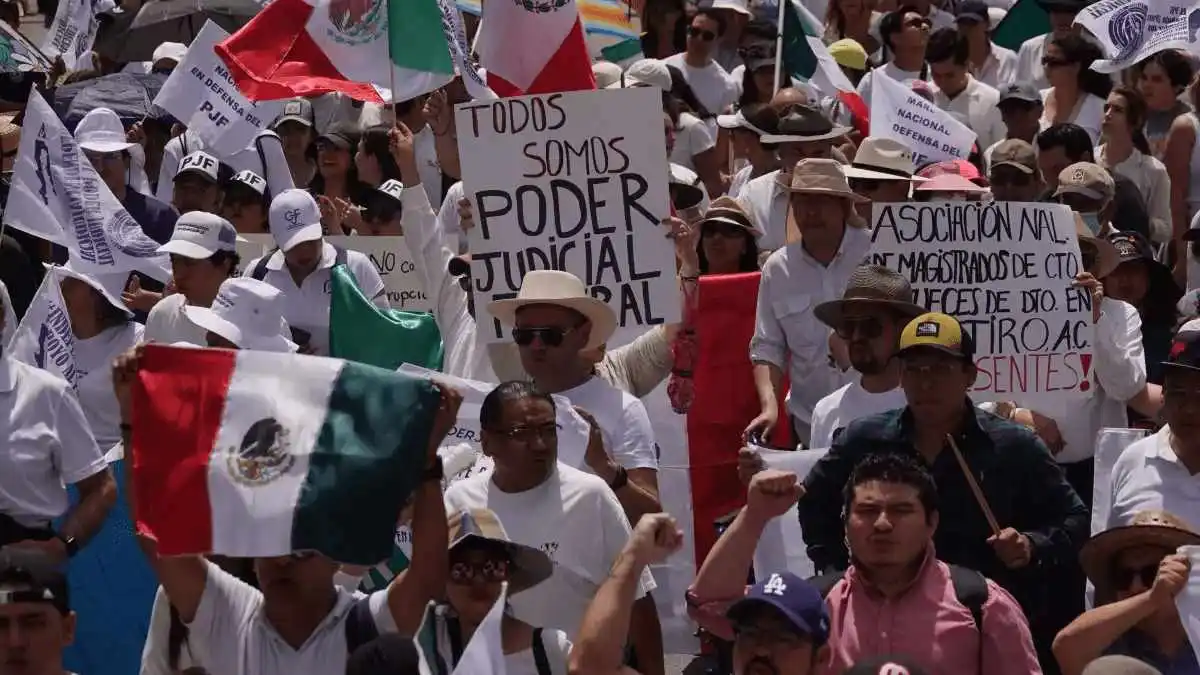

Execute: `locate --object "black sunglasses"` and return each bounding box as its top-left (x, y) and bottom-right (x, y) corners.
top-left (1111, 563), bottom-right (1158, 589)
top-left (688, 26), bottom-right (716, 41)
top-left (512, 326), bottom-right (575, 347)
top-left (835, 316), bottom-right (884, 340)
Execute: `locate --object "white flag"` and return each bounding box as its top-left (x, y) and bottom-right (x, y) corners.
top-left (1074, 0), bottom-right (1200, 74)
top-left (8, 269), bottom-right (80, 387)
top-left (438, 0), bottom-right (496, 101)
top-left (416, 584), bottom-right (508, 675)
top-left (6, 90), bottom-right (170, 282)
top-left (42, 0), bottom-right (103, 69)
top-left (869, 72), bottom-right (977, 166)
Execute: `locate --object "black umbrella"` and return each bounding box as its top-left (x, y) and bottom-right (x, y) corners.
top-left (51, 72), bottom-right (169, 131)
top-left (97, 0), bottom-right (260, 62)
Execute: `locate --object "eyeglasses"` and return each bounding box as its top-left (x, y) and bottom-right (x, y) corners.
top-left (702, 222), bottom-right (746, 239)
top-left (488, 422), bottom-right (560, 444)
top-left (849, 178), bottom-right (885, 193)
top-left (688, 26), bottom-right (716, 41)
top-left (1111, 563), bottom-right (1158, 589)
top-left (449, 558), bottom-right (510, 584)
top-left (512, 326), bottom-right (576, 347)
top-left (835, 316), bottom-right (884, 340)
top-left (1041, 56), bottom-right (1071, 68)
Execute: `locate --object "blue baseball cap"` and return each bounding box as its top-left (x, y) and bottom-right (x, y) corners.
top-left (726, 572), bottom-right (830, 645)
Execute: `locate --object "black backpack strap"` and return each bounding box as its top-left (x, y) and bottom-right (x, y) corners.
top-left (343, 597), bottom-right (380, 657)
top-left (532, 627), bottom-right (553, 675)
top-left (447, 614), bottom-right (465, 665)
top-left (806, 570), bottom-right (846, 597)
top-left (250, 253), bottom-right (272, 281)
top-left (946, 564), bottom-right (989, 674)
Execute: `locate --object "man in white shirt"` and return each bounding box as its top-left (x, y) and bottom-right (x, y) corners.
top-left (955, 0), bottom-right (1017, 88)
top-left (486, 270), bottom-right (661, 520)
top-left (243, 189), bottom-right (387, 355)
top-left (747, 159), bottom-right (873, 447)
top-left (809, 266), bottom-right (925, 449)
top-left (856, 6), bottom-right (933, 107)
top-left (664, 9), bottom-right (739, 115)
top-left (443, 381), bottom-right (663, 672)
top-left (0, 557), bottom-right (78, 675)
top-left (1108, 320), bottom-right (1200, 528)
top-left (145, 212), bottom-right (242, 346)
top-left (927, 27), bottom-right (1006, 152)
top-left (172, 151), bottom-right (227, 215)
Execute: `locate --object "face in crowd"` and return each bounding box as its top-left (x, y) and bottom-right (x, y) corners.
top-left (773, 139), bottom-right (834, 174)
top-left (1162, 367), bottom-right (1200, 442)
top-left (170, 252), bottom-right (235, 309)
top-left (480, 384), bottom-right (560, 492)
top-left (511, 304), bottom-right (592, 383)
top-left (284, 240), bottom-right (325, 278)
top-left (989, 163), bottom-right (1041, 202)
top-left (891, 11), bottom-right (931, 55)
top-left (446, 540), bottom-right (512, 625)
top-left (730, 604), bottom-right (824, 675)
top-left (843, 459), bottom-right (938, 574)
top-left (836, 305), bottom-right (905, 376)
top-left (789, 192), bottom-right (852, 250)
top-left (84, 149), bottom-right (129, 194)
top-left (1105, 259), bottom-right (1149, 307)
top-left (252, 550), bottom-right (339, 609)
top-left (700, 219), bottom-right (756, 275)
top-left (685, 11), bottom-right (723, 61)
top-left (275, 120), bottom-right (315, 159)
top-left (848, 178), bottom-right (909, 218)
top-left (899, 346), bottom-right (976, 426)
top-left (222, 186), bottom-right (268, 234)
top-left (173, 173), bottom-right (223, 214)
top-left (0, 572), bottom-right (74, 675)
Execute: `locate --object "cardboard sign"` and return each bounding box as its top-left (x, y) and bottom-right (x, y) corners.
top-left (326, 236), bottom-right (431, 312)
top-left (868, 201), bottom-right (1095, 406)
top-left (454, 87), bottom-right (679, 344)
top-left (870, 73), bottom-right (977, 166)
top-left (153, 22), bottom-right (284, 157)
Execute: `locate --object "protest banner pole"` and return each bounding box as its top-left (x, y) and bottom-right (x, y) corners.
top-left (945, 434), bottom-right (1001, 535)
top-left (772, 0), bottom-right (785, 92)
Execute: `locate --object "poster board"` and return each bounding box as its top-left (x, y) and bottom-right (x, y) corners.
top-left (454, 87), bottom-right (679, 344)
top-left (870, 73), bottom-right (977, 166)
top-left (326, 236), bottom-right (431, 312)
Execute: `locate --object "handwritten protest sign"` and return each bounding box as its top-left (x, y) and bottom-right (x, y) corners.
top-left (326, 236), bottom-right (431, 312)
top-left (454, 87), bottom-right (678, 343)
top-left (870, 73), bottom-right (977, 166)
top-left (1076, 0), bottom-right (1200, 73)
top-left (868, 201), bottom-right (1094, 406)
top-left (154, 22), bottom-right (284, 157)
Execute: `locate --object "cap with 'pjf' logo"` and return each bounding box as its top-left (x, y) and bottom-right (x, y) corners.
top-left (897, 312), bottom-right (976, 360)
top-left (726, 572), bottom-right (830, 645)
top-left (268, 189), bottom-right (323, 253)
top-left (229, 170), bottom-right (267, 196)
top-left (176, 151), bottom-right (221, 183)
top-left (376, 179), bottom-right (404, 202)
top-left (157, 211), bottom-right (241, 259)
top-left (183, 278), bottom-right (297, 353)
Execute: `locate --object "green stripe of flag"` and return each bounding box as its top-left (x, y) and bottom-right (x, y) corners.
top-left (329, 264), bottom-right (445, 372)
top-left (388, 0), bottom-right (456, 75)
top-left (781, 0), bottom-right (819, 80)
top-left (291, 362), bottom-right (439, 564)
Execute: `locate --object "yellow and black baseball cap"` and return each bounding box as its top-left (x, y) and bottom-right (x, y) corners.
top-left (897, 312), bottom-right (975, 360)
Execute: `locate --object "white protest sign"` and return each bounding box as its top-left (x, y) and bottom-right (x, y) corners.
top-left (868, 201), bottom-right (1095, 407)
top-left (454, 87), bottom-right (679, 344)
top-left (752, 448), bottom-right (828, 579)
top-left (154, 22), bottom-right (285, 158)
top-left (1075, 0), bottom-right (1200, 74)
top-left (43, 0), bottom-right (99, 69)
top-left (325, 236), bottom-right (432, 312)
top-left (870, 73), bottom-right (977, 166)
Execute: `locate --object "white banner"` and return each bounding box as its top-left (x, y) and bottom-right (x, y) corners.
top-left (42, 0), bottom-right (100, 69)
top-left (1075, 0), bottom-right (1200, 74)
top-left (8, 269), bottom-right (80, 387)
top-left (326, 236), bottom-right (432, 312)
top-left (153, 22), bottom-right (285, 158)
top-left (752, 447), bottom-right (828, 580)
top-left (870, 73), bottom-right (977, 166)
top-left (454, 87), bottom-right (679, 345)
top-left (6, 91), bottom-right (170, 282)
top-left (868, 201), bottom-right (1094, 408)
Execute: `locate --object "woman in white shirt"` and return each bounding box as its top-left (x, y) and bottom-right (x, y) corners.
top-left (1040, 33), bottom-right (1111, 145)
top-left (1096, 86), bottom-right (1173, 245)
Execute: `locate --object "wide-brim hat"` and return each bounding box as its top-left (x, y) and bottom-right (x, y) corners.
top-left (448, 509), bottom-right (554, 594)
top-left (780, 158), bottom-right (869, 203)
top-left (843, 138), bottom-right (927, 183)
top-left (1080, 511), bottom-right (1200, 599)
top-left (183, 305), bottom-right (298, 353)
top-left (814, 265), bottom-right (926, 328)
top-left (760, 105), bottom-right (851, 144)
top-left (58, 264), bottom-right (133, 318)
top-left (487, 270), bottom-right (617, 351)
top-left (699, 196), bottom-right (761, 238)
top-left (1076, 215), bottom-right (1120, 279)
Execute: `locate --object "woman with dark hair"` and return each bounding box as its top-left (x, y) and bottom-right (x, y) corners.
top-left (737, 55), bottom-right (776, 109)
top-left (1098, 86), bottom-right (1172, 246)
top-left (355, 125), bottom-right (403, 188)
top-left (1104, 232), bottom-right (1183, 390)
top-left (1137, 49), bottom-right (1194, 159)
top-left (639, 0), bottom-right (687, 59)
top-left (719, 104), bottom-right (778, 197)
top-left (309, 122), bottom-right (373, 235)
top-left (1040, 33), bottom-right (1111, 145)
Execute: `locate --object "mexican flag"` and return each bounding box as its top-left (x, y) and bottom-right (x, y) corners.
top-left (329, 265), bottom-right (444, 372)
top-left (215, 0), bottom-right (492, 103)
top-left (129, 344), bottom-right (440, 564)
top-left (781, 0), bottom-right (869, 136)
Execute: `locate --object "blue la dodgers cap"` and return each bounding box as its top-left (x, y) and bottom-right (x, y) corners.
top-left (726, 571), bottom-right (830, 645)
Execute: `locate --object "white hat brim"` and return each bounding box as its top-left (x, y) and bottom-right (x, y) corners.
top-left (276, 223), bottom-right (323, 253)
top-left (716, 114), bottom-right (743, 130)
top-left (843, 166), bottom-right (927, 182)
top-left (78, 140), bottom-right (135, 153)
top-left (57, 266), bottom-right (133, 318)
top-left (761, 127), bottom-right (851, 144)
top-left (486, 296), bottom-right (617, 351)
top-left (157, 239), bottom-right (218, 259)
top-left (184, 306), bottom-right (298, 353)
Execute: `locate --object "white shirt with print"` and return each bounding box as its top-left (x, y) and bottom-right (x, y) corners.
top-left (809, 382), bottom-right (908, 450)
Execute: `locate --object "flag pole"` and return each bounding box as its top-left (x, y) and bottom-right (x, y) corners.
top-left (772, 0), bottom-right (785, 93)
top-left (387, 0), bottom-right (398, 110)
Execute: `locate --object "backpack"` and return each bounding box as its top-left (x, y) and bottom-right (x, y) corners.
top-left (344, 597), bottom-right (381, 657)
top-left (250, 244), bottom-right (348, 281)
top-left (808, 564), bottom-right (988, 670)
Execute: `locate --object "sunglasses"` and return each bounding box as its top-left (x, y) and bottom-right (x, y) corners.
top-left (835, 316), bottom-right (884, 340)
top-left (512, 325), bottom-right (576, 347)
top-left (702, 222), bottom-right (746, 238)
top-left (688, 26), bottom-right (716, 41)
top-left (84, 150), bottom-right (124, 163)
top-left (1111, 563), bottom-right (1158, 589)
top-left (1041, 56), bottom-right (1071, 68)
top-left (903, 16), bottom-right (931, 28)
top-left (449, 558), bottom-right (511, 584)
top-left (849, 178), bottom-right (885, 193)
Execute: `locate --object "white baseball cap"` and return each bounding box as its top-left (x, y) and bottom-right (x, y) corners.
top-left (376, 179), bottom-right (404, 202)
top-left (268, 188), bottom-right (323, 252)
top-left (184, 278), bottom-right (297, 353)
top-left (716, 109), bottom-right (768, 134)
top-left (229, 170), bottom-right (267, 196)
top-left (708, 0), bottom-right (751, 15)
top-left (74, 108), bottom-right (134, 153)
top-left (151, 41), bottom-right (187, 67)
top-left (158, 212), bottom-right (242, 259)
top-left (175, 151), bottom-right (221, 183)
top-left (606, 59), bottom-right (672, 91)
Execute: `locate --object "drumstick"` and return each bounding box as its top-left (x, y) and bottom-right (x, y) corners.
top-left (945, 434), bottom-right (1001, 536)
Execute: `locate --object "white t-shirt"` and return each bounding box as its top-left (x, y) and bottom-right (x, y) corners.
top-left (425, 603), bottom-right (572, 675)
top-left (809, 382), bottom-right (908, 450)
top-left (561, 376), bottom-right (658, 471)
top-left (669, 112), bottom-right (717, 172)
top-left (184, 562), bottom-right (396, 675)
top-left (856, 62), bottom-right (926, 109)
top-left (243, 242), bottom-right (387, 355)
top-left (74, 322), bottom-right (144, 451)
top-left (0, 356), bottom-right (107, 526)
top-left (444, 464), bottom-right (656, 639)
top-left (663, 54), bottom-right (738, 115)
top-left (141, 587), bottom-right (202, 675)
top-left (144, 293), bottom-right (208, 346)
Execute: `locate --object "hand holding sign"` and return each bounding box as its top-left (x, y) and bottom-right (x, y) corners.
top-left (1073, 272), bottom-right (1104, 323)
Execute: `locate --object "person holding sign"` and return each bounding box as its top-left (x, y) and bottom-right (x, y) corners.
top-left (747, 158), bottom-right (872, 447)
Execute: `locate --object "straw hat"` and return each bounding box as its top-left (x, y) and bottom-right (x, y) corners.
top-left (486, 270), bottom-right (616, 351)
top-left (447, 509), bottom-right (553, 594)
top-left (1080, 510), bottom-right (1200, 599)
top-left (782, 158), bottom-right (868, 203)
top-left (843, 137), bottom-right (927, 183)
top-left (813, 265), bottom-right (926, 328)
top-left (698, 196), bottom-right (761, 238)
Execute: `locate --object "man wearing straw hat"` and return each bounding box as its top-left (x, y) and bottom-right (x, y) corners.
top-left (747, 158), bottom-right (871, 448)
top-left (797, 311), bottom-right (1088, 668)
top-left (1054, 511), bottom-right (1196, 675)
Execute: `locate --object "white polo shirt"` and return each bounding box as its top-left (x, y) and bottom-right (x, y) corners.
top-left (0, 356), bottom-right (107, 527)
top-left (185, 562), bottom-right (397, 675)
top-left (1108, 426), bottom-right (1200, 529)
top-left (242, 242), bottom-right (387, 356)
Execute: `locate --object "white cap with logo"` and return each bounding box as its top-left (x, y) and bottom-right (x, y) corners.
top-left (176, 151), bottom-right (220, 182)
top-left (158, 212), bottom-right (242, 259)
top-left (230, 170), bottom-right (267, 196)
top-left (376, 179), bottom-right (404, 202)
top-left (183, 278), bottom-right (297, 353)
top-left (268, 189), bottom-right (323, 252)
